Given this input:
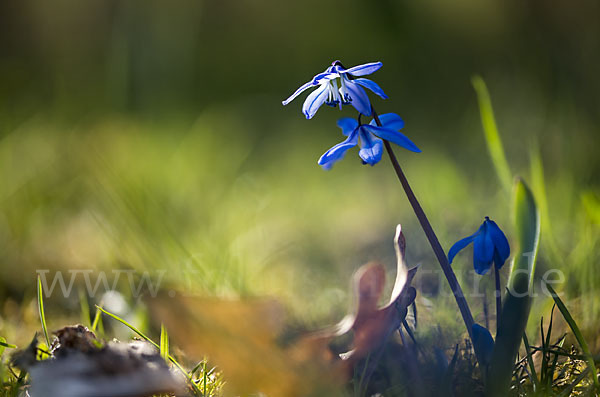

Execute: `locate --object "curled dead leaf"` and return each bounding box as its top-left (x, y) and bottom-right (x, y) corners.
top-left (147, 224), bottom-right (418, 396)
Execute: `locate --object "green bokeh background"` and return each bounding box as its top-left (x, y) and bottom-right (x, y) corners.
top-left (0, 0), bottom-right (598, 347)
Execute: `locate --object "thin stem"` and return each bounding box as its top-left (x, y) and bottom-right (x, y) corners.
top-left (494, 263), bottom-right (502, 332)
top-left (483, 290), bottom-right (490, 330)
top-left (371, 109), bottom-right (476, 345)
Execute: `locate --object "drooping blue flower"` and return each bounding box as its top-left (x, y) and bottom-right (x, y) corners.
top-left (282, 61), bottom-right (388, 119)
top-left (318, 113), bottom-right (421, 169)
top-left (448, 217), bottom-right (510, 275)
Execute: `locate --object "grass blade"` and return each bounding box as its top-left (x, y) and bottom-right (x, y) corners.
top-left (0, 337), bottom-right (17, 349)
top-left (440, 344), bottom-right (459, 395)
top-left (472, 75), bottom-right (512, 194)
top-left (96, 306), bottom-right (152, 343)
top-left (203, 361), bottom-right (208, 397)
top-left (540, 316), bottom-right (547, 384)
top-left (160, 323), bottom-right (169, 361)
top-left (37, 275), bottom-right (51, 348)
top-left (91, 305), bottom-right (104, 335)
top-left (522, 333), bottom-right (539, 392)
top-left (189, 360), bottom-right (205, 377)
top-left (97, 306), bottom-right (202, 394)
top-left (486, 178), bottom-right (540, 396)
top-left (549, 334), bottom-right (565, 386)
top-left (545, 283), bottom-right (599, 389)
top-left (0, 337), bottom-right (17, 357)
top-left (542, 305), bottom-right (555, 388)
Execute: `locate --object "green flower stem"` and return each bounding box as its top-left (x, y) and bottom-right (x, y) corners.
top-left (372, 109), bottom-right (476, 346)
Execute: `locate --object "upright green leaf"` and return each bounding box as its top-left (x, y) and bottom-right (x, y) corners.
top-left (37, 276), bottom-right (51, 348)
top-left (529, 144), bottom-right (563, 267)
top-left (529, 144), bottom-right (552, 240)
top-left (91, 305), bottom-right (105, 336)
top-left (472, 75), bottom-right (512, 194)
top-left (485, 178), bottom-right (540, 396)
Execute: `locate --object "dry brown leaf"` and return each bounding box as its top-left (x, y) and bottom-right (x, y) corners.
top-left (148, 296), bottom-right (343, 396)
top-left (147, 224), bottom-right (418, 396)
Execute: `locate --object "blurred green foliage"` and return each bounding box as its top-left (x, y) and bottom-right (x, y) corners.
top-left (0, 0), bottom-right (598, 352)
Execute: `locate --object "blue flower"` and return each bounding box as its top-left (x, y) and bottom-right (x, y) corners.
top-left (448, 217), bottom-right (510, 275)
top-left (282, 61), bottom-right (388, 119)
top-left (318, 113), bottom-right (421, 169)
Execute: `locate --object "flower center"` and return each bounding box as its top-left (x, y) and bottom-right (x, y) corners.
top-left (325, 79), bottom-right (341, 107)
top-left (338, 76), bottom-right (352, 104)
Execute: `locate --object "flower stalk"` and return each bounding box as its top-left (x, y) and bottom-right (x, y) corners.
top-left (372, 108), bottom-right (476, 343)
top-left (494, 263), bottom-right (502, 332)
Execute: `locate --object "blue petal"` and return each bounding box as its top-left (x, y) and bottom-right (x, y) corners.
top-left (370, 113), bottom-right (405, 131)
top-left (448, 231), bottom-right (479, 264)
top-left (474, 258), bottom-right (493, 275)
top-left (336, 118), bottom-right (359, 136)
top-left (302, 84), bottom-right (329, 119)
top-left (337, 62), bottom-right (383, 77)
top-left (493, 249), bottom-right (505, 270)
top-left (487, 220), bottom-right (510, 268)
top-left (472, 323), bottom-right (495, 366)
top-left (473, 226), bottom-right (495, 275)
top-left (362, 125), bottom-right (421, 153)
top-left (354, 78), bottom-right (388, 99)
top-left (282, 80), bottom-right (315, 106)
top-left (318, 130), bottom-right (359, 169)
top-left (357, 129), bottom-right (383, 165)
top-left (344, 80), bottom-right (372, 116)
top-left (312, 70), bottom-right (339, 84)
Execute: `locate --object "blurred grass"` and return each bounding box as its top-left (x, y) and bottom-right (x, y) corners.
top-left (0, 104), bottom-right (597, 350)
top-left (471, 75), bottom-right (512, 194)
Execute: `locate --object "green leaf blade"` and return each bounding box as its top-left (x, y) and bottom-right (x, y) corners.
top-left (37, 276), bottom-right (51, 349)
top-left (522, 333), bottom-right (539, 392)
top-left (160, 323), bottom-right (169, 361)
top-left (472, 75), bottom-right (512, 194)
